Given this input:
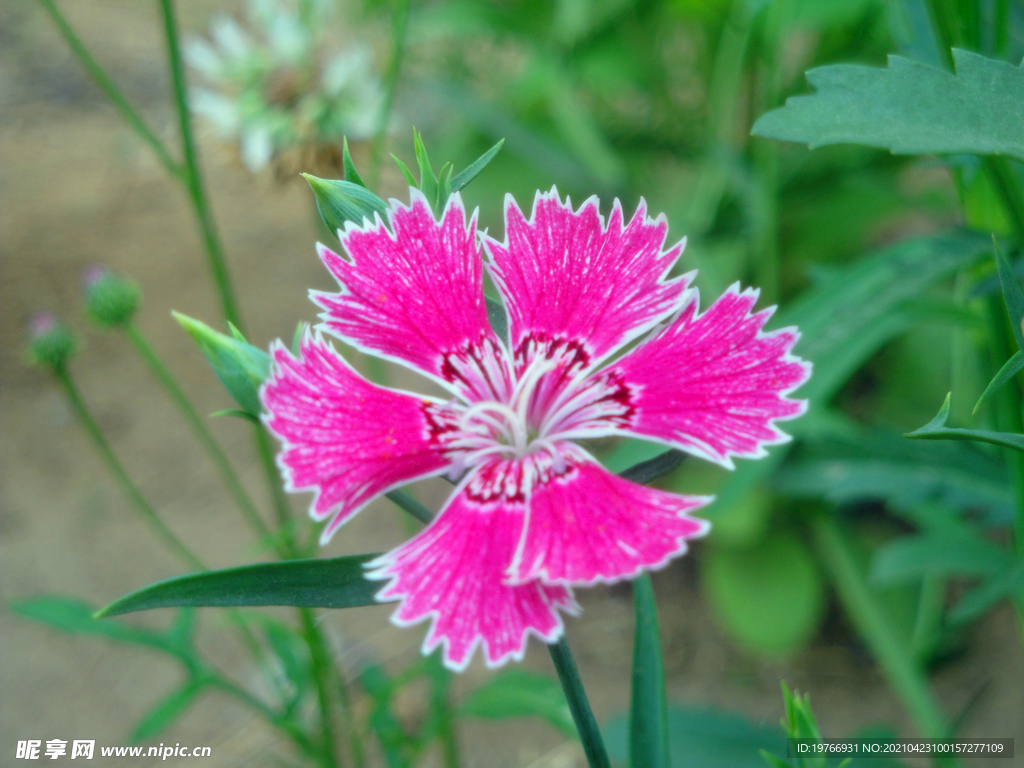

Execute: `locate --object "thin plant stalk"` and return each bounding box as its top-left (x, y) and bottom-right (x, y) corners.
top-left (158, 0), bottom-right (244, 331)
top-left (368, 0), bottom-right (411, 189)
top-left (35, 0), bottom-right (183, 180)
top-left (124, 323), bottom-right (274, 546)
top-left (548, 636), bottom-right (611, 768)
top-left (810, 517), bottom-right (954, 746)
top-left (299, 608), bottom-right (340, 768)
top-left (54, 369), bottom-right (205, 571)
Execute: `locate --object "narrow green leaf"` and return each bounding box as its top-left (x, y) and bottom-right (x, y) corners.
top-left (130, 680), bottom-right (206, 742)
top-left (385, 490), bottom-right (434, 524)
top-left (949, 557), bottom-right (1024, 622)
top-left (437, 163), bottom-right (454, 211)
top-left (450, 139), bottom-right (505, 193)
top-left (173, 312), bottom-right (269, 416)
top-left (461, 670), bottom-right (577, 739)
top-left (629, 573), bottom-right (670, 768)
top-left (291, 322), bottom-right (306, 357)
top-left (973, 350), bottom-right (1024, 413)
top-left (752, 49), bottom-right (1024, 162)
top-left (391, 154), bottom-right (418, 187)
top-left (758, 749), bottom-right (793, 768)
top-left (414, 130), bottom-right (440, 212)
top-left (96, 554), bottom-right (384, 617)
top-left (302, 173), bottom-right (389, 234)
top-left (994, 239), bottom-right (1024, 351)
top-left (906, 393), bottom-right (1024, 452)
top-left (342, 136), bottom-right (367, 188)
top-left (11, 597), bottom-right (173, 651)
top-left (871, 531), bottom-right (1011, 583)
top-left (209, 408), bottom-right (260, 423)
top-left (619, 450), bottom-right (685, 486)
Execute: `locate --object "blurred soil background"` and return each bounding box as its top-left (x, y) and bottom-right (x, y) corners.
top-left (1, 1), bottom-right (1021, 766)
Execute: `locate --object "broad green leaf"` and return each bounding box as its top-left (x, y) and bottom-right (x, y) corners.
top-left (172, 312), bottom-right (269, 417)
top-left (906, 392), bottom-right (1024, 452)
top-left (97, 554), bottom-right (383, 617)
top-left (342, 137), bottom-right (367, 188)
top-left (460, 669), bottom-right (576, 739)
top-left (871, 531), bottom-right (1011, 584)
top-left (11, 597), bottom-right (180, 654)
top-left (604, 706), bottom-right (786, 768)
top-left (994, 240), bottom-right (1024, 351)
top-left (449, 139), bottom-right (505, 194)
top-left (630, 573), bottom-right (670, 768)
top-left (973, 350), bottom-right (1024, 413)
top-left (302, 174), bottom-right (389, 234)
top-left (949, 557), bottom-right (1024, 623)
top-left (752, 50), bottom-right (1024, 162)
top-left (707, 231), bottom-right (990, 512)
top-left (130, 680), bottom-right (206, 742)
top-left (701, 533), bottom-right (825, 656)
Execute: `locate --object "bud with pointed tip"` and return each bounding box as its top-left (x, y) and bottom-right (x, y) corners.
top-left (173, 312), bottom-right (269, 416)
top-left (302, 173), bottom-right (389, 237)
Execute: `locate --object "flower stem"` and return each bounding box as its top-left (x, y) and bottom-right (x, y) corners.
top-left (810, 517), bottom-right (956, 750)
top-left (547, 636), bottom-right (611, 768)
top-left (299, 608), bottom-right (340, 768)
top-left (254, 424), bottom-right (295, 537)
top-left (54, 369), bottom-right (205, 572)
top-left (158, 0), bottom-right (244, 332)
top-left (124, 323), bottom-right (274, 546)
top-left (368, 0), bottom-right (410, 189)
top-left (630, 573), bottom-right (670, 768)
top-left (35, 0), bottom-right (183, 180)
top-left (386, 489), bottom-right (435, 525)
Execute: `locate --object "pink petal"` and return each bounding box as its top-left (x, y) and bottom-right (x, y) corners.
top-left (369, 467), bottom-right (577, 671)
top-left (510, 446), bottom-right (710, 586)
top-left (262, 335), bottom-right (456, 543)
top-left (595, 285), bottom-right (811, 468)
top-left (484, 189), bottom-right (691, 372)
top-left (314, 190), bottom-right (511, 401)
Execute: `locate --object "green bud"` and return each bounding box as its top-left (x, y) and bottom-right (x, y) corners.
top-left (28, 313), bottom-right (78, 372)
top-left (84, 266), bottom-right (141, 327)
top-left (173, 312), bottom-right (270, 416)
top-left (302, 173), bottom-right (389, 237)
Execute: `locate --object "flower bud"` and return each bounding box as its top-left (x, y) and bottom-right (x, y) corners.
top-left (302, 173), bottom-right (389, 237)
top-left (27, 313), bottom-right (78, 372)
top-left (173, 312), bottom-right (270, 416)
top-left (84, 266), bottom-right (141, 327)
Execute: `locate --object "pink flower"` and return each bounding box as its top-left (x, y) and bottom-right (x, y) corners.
top-left (262, 188), bottom-right (811, 670)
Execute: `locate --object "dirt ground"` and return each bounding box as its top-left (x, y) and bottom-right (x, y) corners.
top-left (1, 2), bottom-right (1022, 767)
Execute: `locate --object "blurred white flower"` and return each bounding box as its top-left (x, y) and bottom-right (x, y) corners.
top-left (186, 0), bottom-right (382, 173)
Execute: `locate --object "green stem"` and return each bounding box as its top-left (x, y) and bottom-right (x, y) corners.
top-left (334, 668), bottom-right (367, 768)
top-left (35, 0), bottom-right (183, 179)
top-left (124, 324), bottom-right (274, 546)
top-left (810, 517), bottom-right (953, 744)
top-left (630, 573), bottom-right (670, 768)
top-left (982, 157), bottom-right (1024, 238)
top-left (386, 489), bottom-right (435, 525)
top-left (158, 0), bottom-right (244, 331)
top-left (911, 575), bottom-right (945, 663)
top-left (255, 425), bottom-right (295, 538)
top-left (55, 369), bottom-right (205, 571)
top-left (925, 0), bottom-right (958, 69)
top-left (368, 0), bottom-right (410, 189)
top-left (299, 608), bottom-right (339, 768)
top-left (547, 636), bottom-right (611, 768)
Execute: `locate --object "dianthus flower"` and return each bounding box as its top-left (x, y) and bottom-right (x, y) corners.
top-left (262, 188), bottom-right (810, 670)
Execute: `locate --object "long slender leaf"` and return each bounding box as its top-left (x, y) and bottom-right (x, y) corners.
top-left (450, 139), bottom-right (505, 193)
top-left (973, 350), bottom-right (1024, 413)
top-left (461, 670), bottom-right (576, 738)
top-left (630, 573), bottom-right (670, 768)
top-left (130, 680), bottom-right (206, 742)
top-left (906, 392), bottom-right (1024, 452)
top-left (870, 532), bottom-right (1012, 584)
top-left (950, 557), bottom-right (1024, 622)
top-left (97, 554), bottom-right (385, 617)
top-left (994, 240), bottom-right (1024, 350)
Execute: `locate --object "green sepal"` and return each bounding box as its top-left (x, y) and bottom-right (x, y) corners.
top-left (302, 173), bottom-right (389, 235)
top-left (96, 554), bottom-right (383, 617)
top-left (342, 136), bottom-right (367, 188)
top-left (906, 392), bottom-right (1024, 452)
top-left (172, 312), bottom-right (269, 417)
top-left (450, 139), bottom-right (504, 194)
top-left (391, 154), bottom-right (418, 187)
top-left (973, 350), bottom-right (1024, 414)
top-left (413, 129), bottom-right (439, 211)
